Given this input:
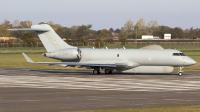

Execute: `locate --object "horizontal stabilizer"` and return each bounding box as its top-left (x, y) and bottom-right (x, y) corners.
top-left (22, 53), bottom-right (35, 63)
top-left (8, 24), bottom-right (76, 52)
top-left (8, 28), bottom-right (49, 32)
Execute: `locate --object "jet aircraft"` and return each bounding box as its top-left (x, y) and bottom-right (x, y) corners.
top-left (9, 23), bottom-right (196, 76)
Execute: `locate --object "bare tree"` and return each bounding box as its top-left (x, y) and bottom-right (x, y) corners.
top-left (147, 20), bottom-right (159, 28)
top-left (121, 20), bottom-right (134, 33)
top-left (12, 19), bottom-right (20, 27)
top-left (146, 20), bottom-right (159, 35)
top-left (135, 18), bottom-right (146, 30)
top-left (121, 20), bottom-right (134, 38)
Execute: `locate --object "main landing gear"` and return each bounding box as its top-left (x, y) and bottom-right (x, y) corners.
top-left (92, 69), bottom-right (113, 75)
top-left (178, 67), bottom-right (183, 76)
top-left (105, 69), bottom-right (113, 74)
top-left (93, 69), bottom-right (101, 74)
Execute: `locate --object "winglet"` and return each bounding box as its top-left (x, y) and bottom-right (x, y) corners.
top-left (22, 53), bottom-right (35, 63)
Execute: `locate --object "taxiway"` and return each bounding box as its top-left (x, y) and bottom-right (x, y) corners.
top-left (0, 68), bottom-right (200, 112)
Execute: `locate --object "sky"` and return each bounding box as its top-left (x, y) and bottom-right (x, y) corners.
top-left (0, 0), bottom-right (199, 30)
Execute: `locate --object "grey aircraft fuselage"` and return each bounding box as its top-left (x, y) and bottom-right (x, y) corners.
top-left (79, 49), bottom-right (194, 67)
top-left (45, 48), bottom-right (195, 68)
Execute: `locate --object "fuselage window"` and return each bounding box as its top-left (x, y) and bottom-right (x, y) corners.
top-left (117, 54), bottom-right (119, 57)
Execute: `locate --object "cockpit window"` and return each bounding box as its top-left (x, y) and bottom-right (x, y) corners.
top-left (173, 53), bottom-right (186, 56)
top-left (179, 53), bottom-right (186, 56)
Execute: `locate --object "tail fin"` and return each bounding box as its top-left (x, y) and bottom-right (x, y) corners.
top-left (9, 24), bottom-right (76, 52)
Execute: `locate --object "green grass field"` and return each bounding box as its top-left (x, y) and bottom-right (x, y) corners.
top-left (0, 45), bottom-right (199, 70)
top-left (0, 53), bottom-right (63, 69)
top-left (71, 105), bottom-right (200, 112)
top-left (0, 52), bottom-right (198, 70)
top-left (0, 47), bottom-right (46, 53)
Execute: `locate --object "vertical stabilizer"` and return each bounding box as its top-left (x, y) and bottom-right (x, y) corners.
top-left (31, 24), bottom-right (76, 52)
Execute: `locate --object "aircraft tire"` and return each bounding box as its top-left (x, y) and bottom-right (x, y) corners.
top-left (97, 70), bottom-right (101, 74)
top-left (109, 69), bottom-right (112, 74)
top-left (105, 69), bottom-right (113, 74)
top-left (93, 70), bottom-right (98, 75)
top-left (105, 69), bottom-right (110, 74)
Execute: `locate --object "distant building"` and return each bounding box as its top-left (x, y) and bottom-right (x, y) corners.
top-left (142, 35), bottom-right (154, 40)
top-left (111, 32), bottom-right (119, 38)
top-left (0, 37), bottom-right (22, 42)
top-left (164, 34), bottom-right (171, 39)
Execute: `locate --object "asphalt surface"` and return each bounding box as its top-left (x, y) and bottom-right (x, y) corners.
top-left (0, 68), bottom-right (200, 112)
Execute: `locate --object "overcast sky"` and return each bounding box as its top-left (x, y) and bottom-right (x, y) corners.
top-left (0, 0), bottom-right (199, 30)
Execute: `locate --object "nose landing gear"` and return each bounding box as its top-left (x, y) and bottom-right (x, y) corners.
top-left (178, 67), bottom-right (183, 76)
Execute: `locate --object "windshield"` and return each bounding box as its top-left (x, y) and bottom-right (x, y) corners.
top-left (173, 53), bottom-right (186, 56)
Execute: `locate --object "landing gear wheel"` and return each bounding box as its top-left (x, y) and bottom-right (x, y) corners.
top-left (97, 70), bottom-right (101, 74)
top-left (105, 69), bottom-right (110, 74)
top-left (93, 70), bottom-right (98, 74)
top-left (108, 69), bottom-right (113, 74)
top-left (93, 70), bottom-right (100, 75)
top-left (178, 67), bottom-right (183, 76)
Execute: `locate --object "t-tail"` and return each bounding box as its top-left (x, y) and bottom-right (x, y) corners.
top-left (9, 24), bottom-right (76, 52)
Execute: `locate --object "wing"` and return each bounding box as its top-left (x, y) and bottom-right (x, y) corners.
top-left (22, 53), bottom-right (129, 68)
top-left (37, 62), bottom-right (128, 68)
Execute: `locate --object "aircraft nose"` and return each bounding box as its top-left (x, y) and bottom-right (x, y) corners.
top-left (190, 59), bottom-right (196, 65)
top-left (185, 58), bottom-right (196, 65)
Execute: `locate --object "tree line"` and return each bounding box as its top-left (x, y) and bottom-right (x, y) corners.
top-left (0, 19), bottom-right (199, 47)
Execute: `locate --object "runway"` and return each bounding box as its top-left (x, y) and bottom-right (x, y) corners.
top-left (0, 68), bottom-right (200, 111)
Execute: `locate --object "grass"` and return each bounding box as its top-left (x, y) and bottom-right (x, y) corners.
top-left (71, 105), bottom-right (200, 112)
top-left (0, 45), bottom-right (199, 70)
top-left (0, 51), bottom-right (198, 70)
top-left (0, 47), bottom-right (46, 53)
top-left (0, 53), bottom-right (63, 69)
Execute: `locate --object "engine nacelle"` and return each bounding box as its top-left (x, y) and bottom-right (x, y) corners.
top-left (43, 48), bottom-right (81, 60)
